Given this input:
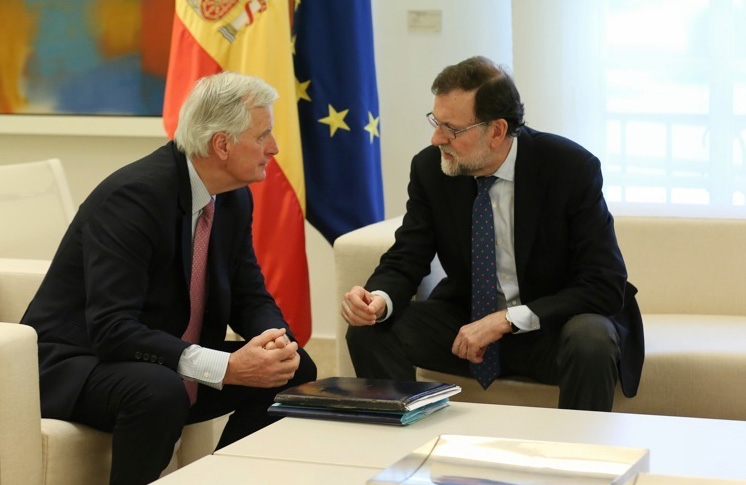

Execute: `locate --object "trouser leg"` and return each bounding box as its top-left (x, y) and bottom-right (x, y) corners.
top-left (501, 313), bottom-right (620, 411)
top-left (347, 300), bottom-right (621, 411)
top-left (555, 314), bottom-right (620, 411)
top-left (70, 362), bottom-right (190, 485)
top-left (187, 344), bottom-right (317, 450)
top-left (345, 299), bottom-right (471, 381)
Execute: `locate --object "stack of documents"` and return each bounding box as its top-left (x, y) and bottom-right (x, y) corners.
top-left (368, 434), bottom-right (650, 484)
top-left (268, 377), bottom-right (461, 426)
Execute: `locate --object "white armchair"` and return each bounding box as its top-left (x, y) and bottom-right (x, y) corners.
top-left (0, 158), bottom-right (76, 259)
top-left (0, 258), bottom-right (229, 484)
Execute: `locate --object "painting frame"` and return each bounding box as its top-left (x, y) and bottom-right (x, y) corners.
top-left (0, 114), bottom-right (165, 137)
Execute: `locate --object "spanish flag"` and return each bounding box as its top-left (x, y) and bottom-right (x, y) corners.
top-left (163, 0), bottom-right (311, 345)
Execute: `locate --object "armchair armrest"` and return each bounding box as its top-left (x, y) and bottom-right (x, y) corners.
top-left (334, 217), bottom-right (402, 376)
top-left (0, 322), bottom-right (43, 485)
top-left (333, 216), bottom-right (447, 377)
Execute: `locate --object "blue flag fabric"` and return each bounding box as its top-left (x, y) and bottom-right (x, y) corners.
top-left (293, 0), bottom-right (385, 243)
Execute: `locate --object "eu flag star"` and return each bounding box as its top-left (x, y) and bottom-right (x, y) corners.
top-left (295, 77), bottom-right (311, 102)
top-left (364, 112), bottom-right (380, 143)
top-left (319, 104), bottom-right (351, 137)
top-left (292, 0), bottom-right (384, 243)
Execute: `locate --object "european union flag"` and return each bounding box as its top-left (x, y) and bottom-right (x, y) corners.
top-left (293, 0), bottom-right (385, 243)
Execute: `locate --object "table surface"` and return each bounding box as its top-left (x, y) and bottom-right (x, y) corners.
top-left (635, 474), bottom-right (746, 484)
top-left (152, 456), bottom-right (746, 485)
top-left (216, 402), bottom-right (746, 481)
top-left (153, 455), bottom-right (381, 484)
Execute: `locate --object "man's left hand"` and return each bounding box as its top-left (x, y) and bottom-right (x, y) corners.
top-left (452, 309), bottom-right (511, 363)
top-left (262, 328), bottom-right (291, 350)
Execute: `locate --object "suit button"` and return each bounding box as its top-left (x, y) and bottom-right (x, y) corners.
top-left (150, 355), bottom-right (157, 363)
top-left (134, 352), bottom-right (142, 360)
top-left (158, 357), bottom-right (165, 365)
top-left (143, 353), bottom-right (150, 361)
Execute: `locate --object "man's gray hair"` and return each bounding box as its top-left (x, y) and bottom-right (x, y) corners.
top-left (174, 71), bottom-right (279, 158)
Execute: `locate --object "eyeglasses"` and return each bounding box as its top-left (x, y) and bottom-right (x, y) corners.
top-left (426, 112), bottom-right (489, 139)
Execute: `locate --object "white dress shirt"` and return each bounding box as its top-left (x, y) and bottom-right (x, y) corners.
top-left (176, 159), bottom-right (230, 389)
top-left (487, 138), bottom-right (540, 332)
top-left (377, 138), bottom-right (541, 332)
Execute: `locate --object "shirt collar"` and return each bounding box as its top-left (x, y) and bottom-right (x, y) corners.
top-left (489, 136), bottom-right (518, 182)
top-left (186, 158), bottom-right (213, 215)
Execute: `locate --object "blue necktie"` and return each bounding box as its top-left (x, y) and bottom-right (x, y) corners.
top-left (470, 176), bottom-right (500, 389)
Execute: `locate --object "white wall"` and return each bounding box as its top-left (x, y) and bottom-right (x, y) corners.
top-left (511, 0), bottom-right (601, 148)
top-left (372, 0), bottom-right (513, 218)
top-left (0, 0), bottom-right (512, 339)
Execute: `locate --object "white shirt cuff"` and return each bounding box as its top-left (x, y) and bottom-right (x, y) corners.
top-left (507, 305), bottom-right (541, 332)
top-left (177, 345), bottom-right (230, 389)
top-left (370, 290), bottom-right (393, 322)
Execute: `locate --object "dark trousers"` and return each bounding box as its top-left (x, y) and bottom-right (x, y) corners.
top-left (69, 342), bottom-right (316, 485)
top-left (346, 299), bottom-right (620, 412)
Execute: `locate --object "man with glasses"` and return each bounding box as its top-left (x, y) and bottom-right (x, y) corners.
top-left (341, 56), bottom-right (643, 412)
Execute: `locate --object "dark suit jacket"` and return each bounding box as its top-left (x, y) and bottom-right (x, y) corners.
top-left (366, 127), bottom-right (644, 397)
top-left (22, 142), bottom-right (293, 418)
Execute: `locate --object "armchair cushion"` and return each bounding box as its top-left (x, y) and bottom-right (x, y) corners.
top-left (41, 420), bottom-right (111, 485)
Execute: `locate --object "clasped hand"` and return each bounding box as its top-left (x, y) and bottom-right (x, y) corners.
top-left (223, 328), bottom-right (299, 388)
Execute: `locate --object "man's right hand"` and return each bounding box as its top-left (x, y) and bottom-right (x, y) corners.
top-left (341, 286), bottom-right (386, 326)
top-left (223, 328), bottom-right (299, 388)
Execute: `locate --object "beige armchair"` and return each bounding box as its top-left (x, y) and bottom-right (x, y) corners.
top-left (0, 158), bottom-right (76, 260)
top-left (0, 258), bottom-right (229, 485)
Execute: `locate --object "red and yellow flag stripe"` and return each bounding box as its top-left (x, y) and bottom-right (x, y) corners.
top-left (163, 0), bottom-right (311, 345)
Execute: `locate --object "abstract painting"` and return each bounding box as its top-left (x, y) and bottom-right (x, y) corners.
top-left (0, 0), bottom-right (173, 116)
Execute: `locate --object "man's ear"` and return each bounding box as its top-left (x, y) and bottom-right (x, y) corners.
top-left (489, 119), bottom-right (509, 148)
top-left (211, 132), bottom-right (230, 159)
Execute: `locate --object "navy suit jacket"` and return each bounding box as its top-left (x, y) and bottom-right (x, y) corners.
top-left (366, 127), bottom-right (644, 397)
top-left (22, 142), bottom-right (292, 418)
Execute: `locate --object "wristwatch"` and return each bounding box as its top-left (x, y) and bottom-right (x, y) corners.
top-left (505, 312), bottom-right (519, 334)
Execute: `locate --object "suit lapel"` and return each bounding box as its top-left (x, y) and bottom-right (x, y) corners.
top-left (181, 213), bottom-right (192, 286)
top-left (208, 194), bottom-right (233, 284)
top-left (175, 147), bottom-right (194, 289)
top-left (513, 129), bottom-right (547, 280)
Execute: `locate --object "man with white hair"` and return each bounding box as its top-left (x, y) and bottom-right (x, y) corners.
top-left (22, 72), bottom-right (316, 485)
